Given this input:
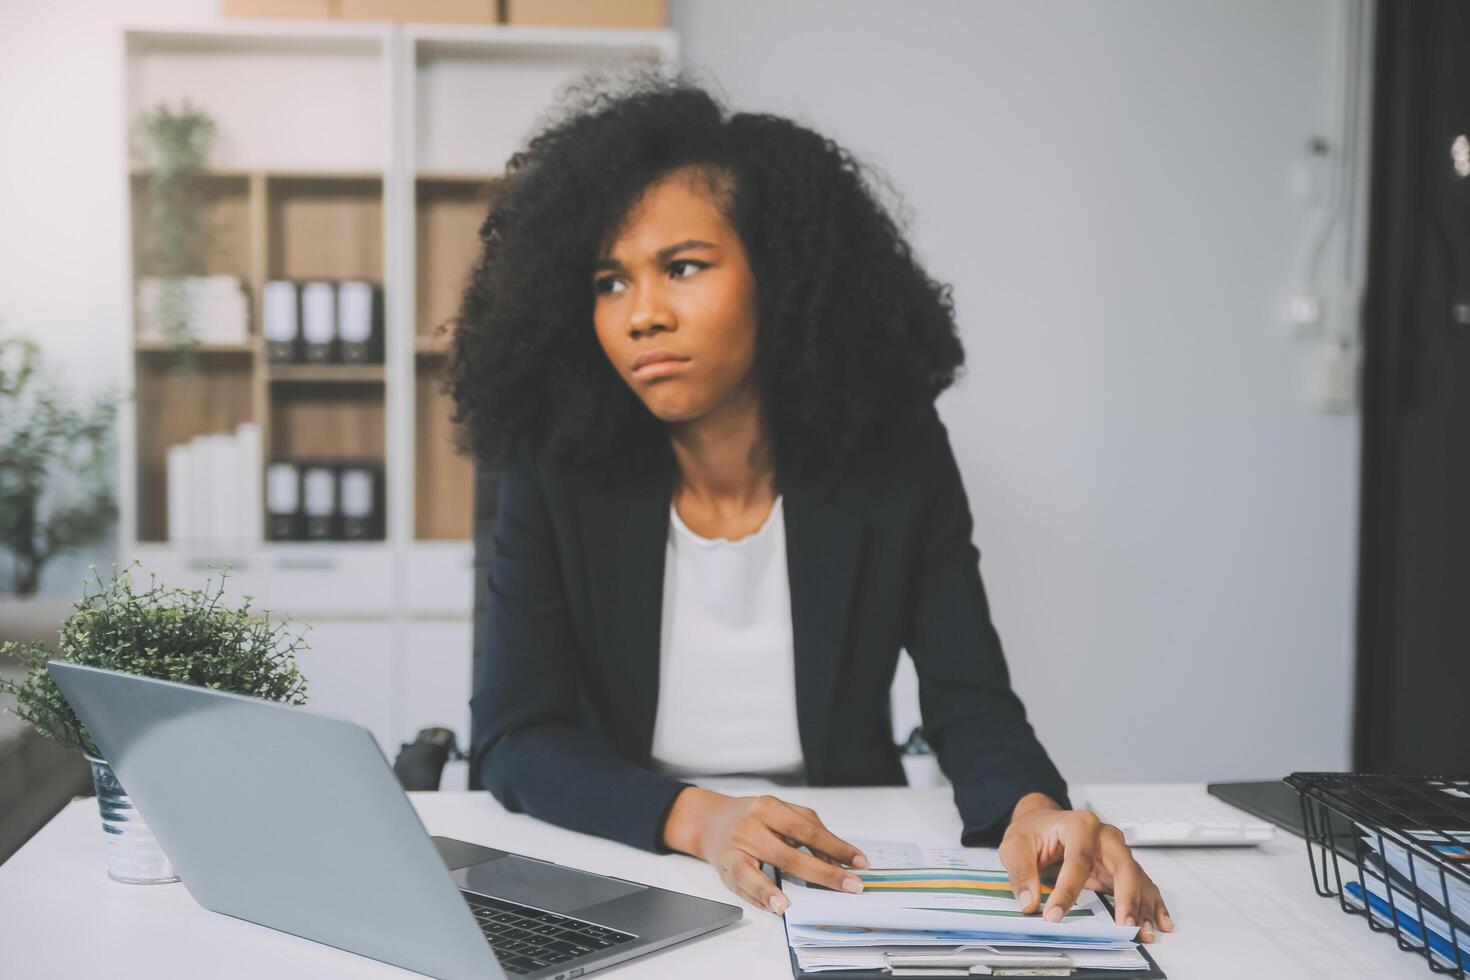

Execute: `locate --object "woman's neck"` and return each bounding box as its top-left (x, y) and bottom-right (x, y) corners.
top-left (667, 383), bottom-right (776, 520)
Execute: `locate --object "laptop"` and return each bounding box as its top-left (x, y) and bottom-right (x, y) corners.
top-left (47, 661), bottom-right (741, 980)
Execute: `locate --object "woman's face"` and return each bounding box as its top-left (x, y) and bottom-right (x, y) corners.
top-left (592, 170), bottom-right (759, 425)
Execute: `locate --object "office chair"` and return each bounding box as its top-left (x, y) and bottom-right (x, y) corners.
top-left (393, 452), bottom-right (501, 792)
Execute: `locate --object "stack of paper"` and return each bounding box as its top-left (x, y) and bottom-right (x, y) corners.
top-left (782, 835), bottom-right (1148, 973)
top-left (165, 423), bottom-right (262, 545)
top-left (136, 276), bottom-right (249, 345)
top-left (1349, 827), bottom-right (1470, 971)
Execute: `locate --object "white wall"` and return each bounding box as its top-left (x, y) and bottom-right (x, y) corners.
top-left (0, 0), bottom-right (215, 595)
top-left (2, 1), bottom-right (1360, 783)
top-left (671, 0), bottom-right (1360, 785)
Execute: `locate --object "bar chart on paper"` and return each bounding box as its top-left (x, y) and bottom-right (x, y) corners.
top-left (854, 868), bottom-right (1056, 903)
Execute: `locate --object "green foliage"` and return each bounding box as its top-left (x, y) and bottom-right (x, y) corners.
top-left (0, 562), bottom-right (310, 757)
top-left (0, 323), bottom-right (118, 595)
top-left (131, 98), bottom-right (217, 358)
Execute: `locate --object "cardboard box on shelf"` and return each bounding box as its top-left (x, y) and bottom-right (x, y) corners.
top-left (504, 0), bottom-right (666, 29)
top-left (223, 0), bottom-right (336, 17)
top-left (338, 0), bottom-right (494, 21)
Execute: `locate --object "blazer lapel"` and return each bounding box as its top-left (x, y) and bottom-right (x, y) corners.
top-left (577, 453), bottom-right (677, 764)
top-left (783, 473), bottom-right (867, 782)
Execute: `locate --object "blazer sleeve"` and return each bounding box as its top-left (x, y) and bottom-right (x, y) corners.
top-left (469, 437), bottom-right (694, 854)
top-left (902, 413), bottom-right (1071, 846)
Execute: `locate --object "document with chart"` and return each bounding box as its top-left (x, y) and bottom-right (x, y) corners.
top-left (782, 835), bottom-right (1137, 938)
top-left (780, 835), bottom-right (1149, 973)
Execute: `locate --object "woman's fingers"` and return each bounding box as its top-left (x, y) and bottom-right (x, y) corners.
top-left (767, 834), bottom-right (864, 893)
top-left (998, 831), bottom-right (1045, 915)
top-left (1041, 813), bottom-right (1102, 922)
top-left (1106, 856), bottom-right (1143, 928)
top-left (768, 801), bottom-right (868, 869)
top-left (1095, 827), bottom-right (1170, 942)
top-left (730, 855), bottom-right (788, 914)
top-left (1137, 879), bottom-right (1172, 942)
top-left (703, 795), bottom-right (873, 914)
top-left (780, 832), bottom-right (842, 867)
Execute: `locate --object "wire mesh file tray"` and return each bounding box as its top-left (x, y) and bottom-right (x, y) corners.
top-left (1286, 773), bottom-right (1470, 977)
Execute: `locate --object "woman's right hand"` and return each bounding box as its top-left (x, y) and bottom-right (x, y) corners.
top-left (661, 787), bottom-right (869, 914)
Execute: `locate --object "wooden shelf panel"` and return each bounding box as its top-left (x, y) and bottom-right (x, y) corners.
top-left (130, 167), bottom-right (383, 181)
top-left (269, 382), bottom-right (385, 459)
top-left (415, 358), bottom-right (472, 541)
top-left (268, 363), bottom-right (386, 383)
top-left (136, 357), bottom-right (255, 543)
top-left (415, 176), bottom-right (500, 343)
top-left (130, 172), bottom-right (252, 281)
top-left (411, 175), bottom-right (490, 541)
top-left (416, 171), bottom-right (500, 184)
top-left (266, 174), bottom-right (384, 282)
top-left (136, 340), bottom-right (256, 354)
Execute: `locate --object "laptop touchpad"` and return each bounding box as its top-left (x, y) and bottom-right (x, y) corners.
top-left (453, 855), bottom-right (645, 913)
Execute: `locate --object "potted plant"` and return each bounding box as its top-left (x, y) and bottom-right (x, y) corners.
top-left (0, 323), bottom-right (117, 625)
top-left (131, 98), bottom-right (218, 362)
top-left (0, 563), bottom-right (310, 883)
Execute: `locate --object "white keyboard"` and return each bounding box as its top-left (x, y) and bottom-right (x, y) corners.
top-left (1080, 783), bottom-right (1276, 847)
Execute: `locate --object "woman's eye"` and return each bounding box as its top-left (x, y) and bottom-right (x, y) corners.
top-left (595, 261), bottom-right (703, 297)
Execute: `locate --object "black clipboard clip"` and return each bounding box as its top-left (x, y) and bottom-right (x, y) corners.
top-left (883, 946), bottom-right (1073, 976)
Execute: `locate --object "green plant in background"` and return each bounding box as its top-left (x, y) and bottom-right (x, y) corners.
top-left (0, 563), bottom-right (309, 757)
top-left (131, 98), bottom-right (218, 361)
top-left (0, 323), bottom-right (118, 596)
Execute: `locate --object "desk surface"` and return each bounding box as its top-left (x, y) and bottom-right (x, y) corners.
top-left (0, 782), bottom-right (1433, 979)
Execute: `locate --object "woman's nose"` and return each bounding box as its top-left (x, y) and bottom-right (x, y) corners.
top-left (628, 281), bottom-right (674, 338)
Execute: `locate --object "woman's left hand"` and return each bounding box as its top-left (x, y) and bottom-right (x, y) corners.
top-left (998, 793), bottom-right (1174, 943)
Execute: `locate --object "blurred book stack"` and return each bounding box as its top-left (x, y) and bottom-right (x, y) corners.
top-left (136, 275), bottom-right (249, 345)
top-left (165, 423), bottom-right (263, 544)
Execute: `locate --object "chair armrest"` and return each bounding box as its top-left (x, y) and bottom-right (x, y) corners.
top-left (392, 726), bottom-right (463, 792)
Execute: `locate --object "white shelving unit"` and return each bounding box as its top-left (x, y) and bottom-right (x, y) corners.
top-left (119, 19), bottom-right (680, 781)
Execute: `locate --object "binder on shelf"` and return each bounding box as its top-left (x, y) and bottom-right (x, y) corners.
top-left (300, 282), bottom-right (337, 364)
top-left (338, 463), bottom-right (384, 540)
top-left (266, 461), bottom-right (303, 542)
top-left (263, 280), bottom-right (301, 363)
top-left (337, 281), bottom-right (383, 364)
top-left (302, 464), bottom-right (338, 541)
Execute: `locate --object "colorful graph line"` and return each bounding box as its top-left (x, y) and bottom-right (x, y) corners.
top-left (857, 869), bottom-right (1055, 900)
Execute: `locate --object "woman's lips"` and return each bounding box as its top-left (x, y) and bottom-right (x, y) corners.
top-left (632, 356), bottom-right (691, 380)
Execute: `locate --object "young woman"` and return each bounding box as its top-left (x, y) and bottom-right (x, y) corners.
top-left (449, 67), bottom-right (1172, 942)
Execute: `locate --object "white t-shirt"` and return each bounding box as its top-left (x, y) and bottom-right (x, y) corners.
top-left (649, 495), bottom-right (806, 780)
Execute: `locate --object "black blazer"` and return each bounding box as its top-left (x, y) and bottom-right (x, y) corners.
top-left (470, 407), bottom-right (1070, 854)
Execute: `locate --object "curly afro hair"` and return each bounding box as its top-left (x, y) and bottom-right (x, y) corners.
top-left (447, 60), bottom-right (965, 488)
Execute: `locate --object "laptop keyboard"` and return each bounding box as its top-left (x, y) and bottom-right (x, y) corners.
top-left (466, 894), bottom-right (637, 976)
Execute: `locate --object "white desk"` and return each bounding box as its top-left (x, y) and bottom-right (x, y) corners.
top-left (0, 783), bottom-right (1435, 979)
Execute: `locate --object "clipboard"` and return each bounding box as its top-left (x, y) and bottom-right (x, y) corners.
top-left (776, 871), bottom-right (1168, 979)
